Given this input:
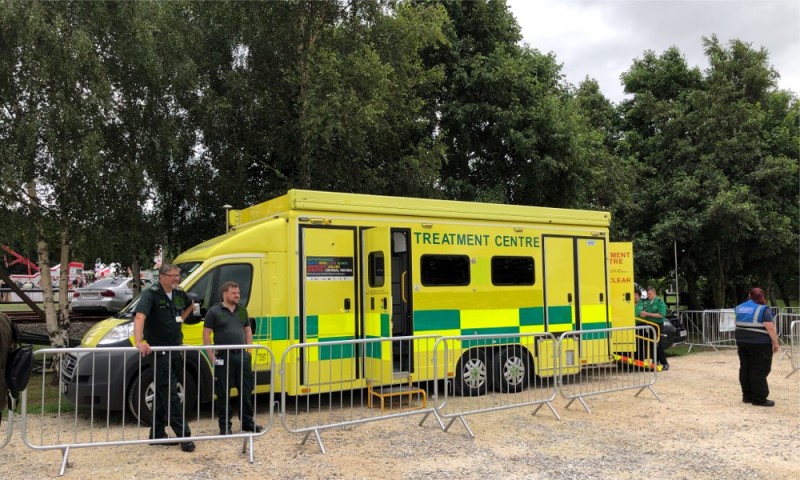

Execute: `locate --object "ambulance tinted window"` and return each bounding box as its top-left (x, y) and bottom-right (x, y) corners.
top-left (368, 252), bottom-right (385, 287)
top-left (491, 256), bottom-right (534, 286)
top-left (421, 255), bottom-right (470, 286)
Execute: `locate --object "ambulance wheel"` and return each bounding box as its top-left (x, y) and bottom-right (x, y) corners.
top-left (127, 369), bottom-right (197, 425)
top-left (493, 346), bottom-right (531, 393)
top-left (454, 349), bottom-right (489, 396)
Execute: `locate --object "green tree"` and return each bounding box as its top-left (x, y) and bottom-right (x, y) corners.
top-left (619, 38), bottom-right (799, 307)
top-left (0, 0), bottom-right (113, 347)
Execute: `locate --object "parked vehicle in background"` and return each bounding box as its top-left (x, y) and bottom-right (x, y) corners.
top-left (69, 277), bottom-right (150, 313)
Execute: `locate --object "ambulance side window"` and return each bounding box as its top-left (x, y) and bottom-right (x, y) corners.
top-left (491, 256), bottom-right (534, 286)
top-left (187, 273), bottom-right (213, 315)
top-left (186, 263), bottom-right (253, 315)
top-left (218, 264), bottom-right (253, 306)
top-left (420, 255), bottom-right (470, 286)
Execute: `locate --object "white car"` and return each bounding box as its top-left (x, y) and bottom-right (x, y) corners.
top-left (70, 277), bottom-right (150, 313)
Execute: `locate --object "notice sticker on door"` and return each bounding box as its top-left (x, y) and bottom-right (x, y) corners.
top-left (306, 256), bottom-right (354, 281)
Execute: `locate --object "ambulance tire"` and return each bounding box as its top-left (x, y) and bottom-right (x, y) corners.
top-left (493, 346), bottom-right (531, 393)
top-left (453, 349), bottom-right (489, 397)
top-left (127, 368), bottom-right (197, 426)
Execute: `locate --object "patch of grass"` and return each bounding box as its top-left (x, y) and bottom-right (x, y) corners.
top-left (23, 369), bottom-right (76, 415)
top-left (0, 303), bottom-right (64, 312)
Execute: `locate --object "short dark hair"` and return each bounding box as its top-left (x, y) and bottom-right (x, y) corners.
top-left (221, 281), bottom-right (239, 294)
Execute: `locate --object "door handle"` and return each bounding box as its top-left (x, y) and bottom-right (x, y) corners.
top-left (567, 293), bottom-right (572, 303)
top-left (599, 293), bottom-right (604, 302)
top-left (381, 297), bottom-right (388, 310)
top-left (344, 298), bottom-right (351, 311)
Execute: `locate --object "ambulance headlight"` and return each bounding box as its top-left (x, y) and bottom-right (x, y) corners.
top-left (98, 321), bottom-right (135, 345)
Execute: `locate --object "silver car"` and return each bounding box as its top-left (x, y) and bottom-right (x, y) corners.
top-left (70, 277), bottom-right (150, 313)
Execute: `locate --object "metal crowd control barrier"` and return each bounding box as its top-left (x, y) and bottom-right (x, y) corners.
top-left (22, 344), bottom-right (274, 476)
top-left (787, 321), bottom-right (800, 378)
top-left (427, 332), bottom-right (559, 438)
top-left (776, 313), bottom-right (800, 360)
top-left (557, 326), bottom-right (661, 413)
top-left (1, 410), bottom-right (13, 449)
top-left (682, 309), bottom-right (737, 352)
top-left (279, 335), bottom-right (440, 453)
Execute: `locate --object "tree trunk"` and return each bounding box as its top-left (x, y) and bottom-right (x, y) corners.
top-left (131, 256), bottom-right (141, 297)
top-left (58, 227), bottom-right (71, 338)
top-left (775, 281), bottom-right (791, 308)
top-left (711, 244), bottom-right (726, 308)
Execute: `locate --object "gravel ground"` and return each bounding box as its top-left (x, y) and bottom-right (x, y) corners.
top-left (1, 345), bottom-right (798, 479)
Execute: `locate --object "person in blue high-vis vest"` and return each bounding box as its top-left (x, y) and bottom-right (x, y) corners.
top-left (735, 288), bottom-right (780, 407)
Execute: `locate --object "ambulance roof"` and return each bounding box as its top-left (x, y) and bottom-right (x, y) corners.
top-left (231, 190), bottom-right (610, 228)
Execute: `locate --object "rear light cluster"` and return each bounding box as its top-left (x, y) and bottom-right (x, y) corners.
top-left (72, 290), bottom-right (115, 298)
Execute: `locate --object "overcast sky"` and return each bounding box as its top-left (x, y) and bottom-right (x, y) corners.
top-left (506, 0), bottom-right (800, 103)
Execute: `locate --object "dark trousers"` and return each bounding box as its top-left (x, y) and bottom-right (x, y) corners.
top-left (635, 323), bottom-right (667, 365)
top-left (737, 343), bottom-right (773, 403)
top-left (656, 340), bottom-right (668, 366)
top-left (151, 351), bottom-right (191, 438)
top-left (214, 350), bottom-right (255, 431)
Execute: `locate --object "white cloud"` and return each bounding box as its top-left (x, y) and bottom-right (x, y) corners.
top-left (508, 0), bottom-right (800, 103)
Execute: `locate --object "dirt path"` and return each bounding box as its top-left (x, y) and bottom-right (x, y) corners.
top-left (1, 349), bottom-right (798, 479)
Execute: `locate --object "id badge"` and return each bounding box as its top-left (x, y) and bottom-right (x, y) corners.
top-left (175, 315), bottom-right (183, 323)
top-left (215, 358), bottom-right (225, 366)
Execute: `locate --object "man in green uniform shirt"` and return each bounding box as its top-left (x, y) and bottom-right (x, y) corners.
top-left (203, 281), bottom-right (261, 435)
top-left (134, 264), bottom-right (196, 452)
top-left (638, 286), bottom-right (669, 370)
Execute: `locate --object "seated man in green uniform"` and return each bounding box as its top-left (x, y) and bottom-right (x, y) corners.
top-left (638, 286), bottom-right (669, 370)
top-left (203, 281), bottom-right (261, 435)
top-left (134, 264), bottom-right (196, 452)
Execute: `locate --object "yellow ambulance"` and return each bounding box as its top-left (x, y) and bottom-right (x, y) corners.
top-left (65, 190), bottom-right (636, 420)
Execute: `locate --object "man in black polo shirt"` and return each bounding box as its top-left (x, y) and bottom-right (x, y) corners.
top-left (134, 264), bottom-right (195, 452)
top-left (203, 281), bottom-right (261, 435)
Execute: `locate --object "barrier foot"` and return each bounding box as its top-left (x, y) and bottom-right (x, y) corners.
top-left (243, 435), bottom-right (254, 463)
top-left (300, 429), bottom-right (326, 454)
top-left (634, 385), bottom-right (662, 402)
top-left (532, 401), bottom-right (561, 421)
top-left (786, 369), bottom-right (798, 379)
top-left (443, 415), bottom-right (474, 439)
top-left (418, 410), bottom-right (446, 430)
top-left (59, 446), bottom-right (71, 477)
top-left (564, 397), bottom-right (591, 413)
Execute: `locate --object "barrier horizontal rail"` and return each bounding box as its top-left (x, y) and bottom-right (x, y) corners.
top-left (557, 325), bottom-right (661, 413)
top-left (428, 332), bottom-right (559, 438)
top-left (279, 335), bottom-right (440, 453)
top-left (22, 344), bottom-right (274, 476)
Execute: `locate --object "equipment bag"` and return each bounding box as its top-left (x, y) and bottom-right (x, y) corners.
top-left (5, 322), bottom-right (34, 410)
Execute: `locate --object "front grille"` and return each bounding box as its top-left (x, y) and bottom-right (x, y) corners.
top-left (62, 353), bottom-right (78, 380)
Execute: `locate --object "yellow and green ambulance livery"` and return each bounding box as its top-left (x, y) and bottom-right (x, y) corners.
top-left (66, 190), bottom-right (636, 419)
